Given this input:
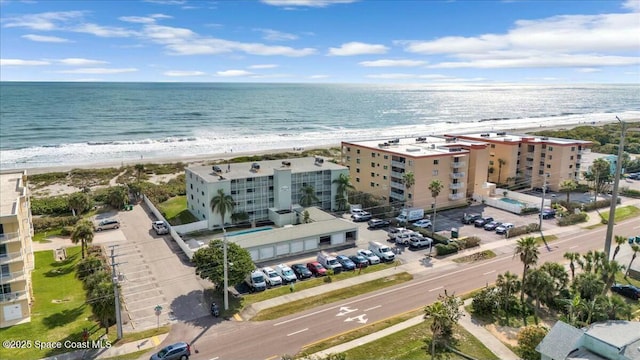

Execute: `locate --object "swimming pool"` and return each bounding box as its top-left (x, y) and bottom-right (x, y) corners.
top-left (226, 227), bottom-right (273, 237)
top-left (500, 197), bottom-right (527, 207)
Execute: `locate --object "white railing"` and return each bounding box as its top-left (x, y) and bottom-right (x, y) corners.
top-left (0, 290), bottom-right (28, 302)
top-left (449, 183), bottom-right (464, 189)
top-left (448, 194), bottom-right (465, 201)
top-left (450, 172), bottom-right (465, 179)
top-left (451, 161), bottom-right (466, 168)
top-left (390, 171), bottom-right (404, 179)
top-left (0, 251), bottom-right (23, 264)
top-left (391, 160), bottom-right (406, 168)
top-left (0, 270), bottom-right (25, 283)
top-left (390, 181), bottom-right (405, 190)
top-left (0, 231), bottom-right (20, 244)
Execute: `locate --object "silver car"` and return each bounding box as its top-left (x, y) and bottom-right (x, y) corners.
top-left (94, 219), bottom-right (120, 231)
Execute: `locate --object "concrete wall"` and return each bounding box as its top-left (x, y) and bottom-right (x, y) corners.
top-left (143, 195), bottom-right (195, 260)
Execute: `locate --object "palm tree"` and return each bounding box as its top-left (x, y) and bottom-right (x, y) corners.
top-left (332, 173), bottom-right (354, 211)
top-left (581, 250), bottom-right (595, 273)
top-left (564, 252), bottom-right (581, 281)
top-left (68, 192), bottom-right (91, 217)
top-left (561, 294), bottom-right (584, 327)
top-left (514, 236), bottom-right (539, 326)
top-left (600, 259), bottom-right (625, 295)
top-left (495, 271), bottom-right (521, 325)
top-left (134, 163), bottom-right (145, 183)
top-left (71, 219), bottom-right (94, 259)
top-left (88, 280), bottom-right (116, 334)
top-left (573, 272), bottom-right (604, 301)
top-left (299, 185), bottom-right (319, 207)
top-left (579, 296), bottom-right (606, 326)
top-left (612, 235), bottom-right (628, 261)
top-left (210, 189), bottom-right (236, 311)
top-left (428, 179), bottom-right (443, 239)
top-left (625, 244), bottom-right (640, 279)
top-left (559, 179), bottom-right (577, 204)
top-left (540, 262), bottom-right (569, 307)
top-left (523, 268), bottom-right (553, 324)
top-left (497, 158), bottom-right (506, 184)
top-left (402, 172), bottom-right (415, 206)
top-left (424, 301), bottom-right (448, 359)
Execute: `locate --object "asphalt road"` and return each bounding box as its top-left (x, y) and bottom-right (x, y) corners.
top-left (159, 217), bottom-right (640, 360)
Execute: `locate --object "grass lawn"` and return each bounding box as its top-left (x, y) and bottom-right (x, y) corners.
top-left (534, 234), bottom-right (558, 246)
top-left (600, 205), bottom-right (640, 223)
top-left (452, 250), bottom-right (496, 263)
top-left (342, 321), bottom-right (499, 360)
top-left (157, 196), bottom-right (198, 225)
top-left (33, 228), bottom-right (63, 243)
top-left (251, 272), bottom-right (413, 321)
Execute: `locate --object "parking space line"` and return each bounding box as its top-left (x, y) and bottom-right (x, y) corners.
top-left (233, 313), bottom-right (243, 321)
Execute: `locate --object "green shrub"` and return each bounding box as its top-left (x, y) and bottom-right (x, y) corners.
top-left (507, 223), bottom-right (540, 238)
top-left (463, 236), bottom-right (481, 248)
top-left (472, 286), bottom-right (499, 317)
top-left (60, 226), bottom-right (74, 236)
top-left (435, 243), bottom-right (458, 256)
top-left (520, 207), bottom-right (540, 215)
top-left (76, 256), bottom-right (104, 280)
top-left (622, 188), bottom-right (640, 198)
top-left (32, 216), bottom-right (80, 232)
top-left (557, 212), bottom-right (588, 226)
top-left (31, 195), bottom-right (69, 215)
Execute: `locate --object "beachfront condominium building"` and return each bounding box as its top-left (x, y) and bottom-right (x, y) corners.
top-left (341, 136), bottom-right (490, 210)
top-left (450, 132), bottom-right (592, 192)
top-left (0, 171), bottom-right (35, 328)
top-left (186, 157), bottom-right (349, 229)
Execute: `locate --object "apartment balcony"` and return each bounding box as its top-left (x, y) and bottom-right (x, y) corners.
top-left (390, 171), bottom-right (404, 179)
top-left (449, 183), bottom-right (465, 189)
top-left (391, 160), bottom-right (406, 168)
top-left (526, 161), bottom-right (533, 167)
top-left (390, 181), bottom-right (405, 190)
top-left (451, 161), bottom-right (466, 169)
top-left (448, 194), bottom-right (465, 201)
top-left (389, 192), bottom-right (405, 202)
top-left (0, 270), bottom-right (26, 284)
top-left (449, 172), bottom-right (465, 179)
top-left (0, 231), bottom-right (21, 245)
top-left (0, 290), bottom-right (28, 303)
top-left (0, 251), bottom-right (23, 265)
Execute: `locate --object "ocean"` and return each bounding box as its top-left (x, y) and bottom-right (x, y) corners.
top-left (1, 82), bottom-right (638, 170)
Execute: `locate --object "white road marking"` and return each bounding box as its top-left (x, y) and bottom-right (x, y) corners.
top-left (429, 286), bottom-right (443, 292)
top-left (483, 270), bottom-right (495, 275)
top-left (287, 328), bottom-right (309, 336)
top-left (363, 305), bottom-right (381, 312)
top-left (569, 246), bottom-right (578, 249)
top-left (345, 314), bottom-right (368, 324)
top-left (209, 357), bottom-right (219, 360)
top-left (336, 306), bottom-right (358, 316)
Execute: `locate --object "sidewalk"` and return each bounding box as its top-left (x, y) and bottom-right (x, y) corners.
top-left (40, 333), bottom-right (168, 360)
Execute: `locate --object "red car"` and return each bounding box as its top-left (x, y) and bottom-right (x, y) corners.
top-left (306, 261), bottom-right (327, 277)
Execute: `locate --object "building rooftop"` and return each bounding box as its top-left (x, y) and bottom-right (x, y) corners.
top-left (187, 157), bottom-right (347, 183)
top-left (0, 171), bottom-right (26, 216)
top-left (537, 321), bottom-right (584, 360)
top-left (584, 320), bottom-right (640, 352)
top-left (343, 135), bottom-right (484, 158)
top-left (453, 131), bottom-right (592, 146)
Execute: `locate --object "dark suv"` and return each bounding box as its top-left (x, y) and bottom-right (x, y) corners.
top-left (150, 342), bottom-right (191, 360)
top-left (462, 213), bottom-right (482, 224)
top-left (540, 208), bottom-right (556, 219)
top-left (368, 219), bottom-right (390, 229)
top-left (611, 284), bottom-right (640, 300)
top-left (474, 216), bottom-right (494, 227)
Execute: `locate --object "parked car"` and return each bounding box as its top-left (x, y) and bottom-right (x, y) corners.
top-left (350, 208), bottom-right (366, 215)
top-left (495, 223), bottom-right (515, 235)
top-left (368, 218), bottom-right (390, 229)
top-left (409, 235), bottom-right (433, 249)
top-left (349, 255), bottom-right (369, 269)
top-left (274, 264), bottom-right (297, 284)
top-left (357, 249), bottom-right (381, 265)
top-left (261, 267), bottom-right (283, 287)
top-left (483, 221), bottom-right (501, 231)
top-left (150, 342), bottom-right (191, 360)
top-left (336, 255), bottom-right (356, 271)
top-left (394, 230), bottom-right (416, 245)
top-left (474, 216), bottom-right (494, 227)
top-left (352, 212), bottom-right (372, 222)
top-left (611, 284), bottom-right (640, 300)
top-left (413, 219), bottom-right (432, 228)
top-left (461, 213), bottom-right (482, 224)
top-left (152, 220), bottom-right (169, 235)
top-left (540, 208), bottom-right (556, 219)
top-left (95, 219), bottom-right (120, 231)
top-left (532, 186), bottom-right (548, 193)
top-left (306, 261), bottom-right (327, 277)
top-left (291, 263), bottom-right (313, 280)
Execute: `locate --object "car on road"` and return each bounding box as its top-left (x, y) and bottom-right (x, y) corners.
top-left (495, 223), bottom-right (514, 235)
top-left (261, 267), bottom-right (283, 287)
top-left (306, 261), bottom-right (327, 277)
top-left (352, 211), bottom-right (372, 222)
top-left (540, 208), bottom-right (556, 219)
top-left (357, 249), bottom-right (381, 265)
top-left (368, 218), bottom-right (390, 229)
top-left (336, 255), bottom-right (356, 271)
top-left (483, 221), bottom-right (501, 231)
top-left (461, 213), bottom-right (482, 224)
top-left (474, 216), bottom-right (494, 227)
top-left (291, 263), bottom-right (313, 280)
top-left (349, 255), bottom-right (369, 269)
top-left (150, 342), bottom-right (191, 360)
top-left (611, 284), bottom-right (640, 300)
top-left (95, 219), bottom-right (120, 231)
top-left (413, 219), bottom-right (432, 228)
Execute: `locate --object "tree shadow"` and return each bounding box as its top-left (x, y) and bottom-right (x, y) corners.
top-left (44, 265), bottom-right (75, 277)
top-left (42, 305), bottom-right (87, 329)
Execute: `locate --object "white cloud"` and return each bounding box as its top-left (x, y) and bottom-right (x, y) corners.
top-left (366, 73), bottom-right (416, 79)
top-left (430, 53), bottom-right (640, 69)
top-left (0, 58), bottom-right (50, 66)
top-left (119, 16), bottom-right (159, 24)
top-left (328, 42), bottom-right (388, 56)
top-left (73, 23), bottom-right (137, 37)
top-left (576, 68), bottom-right (602, 73)
top-left (144, 0), bottom-right (186, 4)
top-left (164, 70), bottom-right (206, 76)
top-left (256, 28), bottom-right (298, 41)
top-left (260, 0), bottom-right (357, 7)
top-left (216, 70), bottom-right (253, 77)
top-left (309, 74), bottom-right (329, 79)
top-left (57, 67), bottom-right (138, 74)
top-left (249, 64), bottom-right (278, 69)
top-left (622, 0), bottom-right (640, 12)
top-left (22, 34), bottom-right (71, 43)
top-left (57, 58), bottom-right (108, 66)
top-left (2, 11), bottom-right (85, 31)
top-left (359, 59), bottom-right (426, 67)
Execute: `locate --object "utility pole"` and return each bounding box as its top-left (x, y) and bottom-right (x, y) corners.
top-left (594, 169), bottom-right (599, 203)
top-left (604, 117), bottom-right (626, 259)
top-left (223, 229), bottom-right (229, 311)
top-left (109, 245), bottom-right (124, 340)
top-left (538, 173), bottom-right (549, 231)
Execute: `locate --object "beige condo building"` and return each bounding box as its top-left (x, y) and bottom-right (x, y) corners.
top-left (451, 132), bottom-right (592, 191)
top-left (0, 171), bottom-right (34, 328)
top-left (341, 136), bottom-right (490, 211)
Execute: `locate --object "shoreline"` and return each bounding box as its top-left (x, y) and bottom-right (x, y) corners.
top-left (1, 120), bottom-right (620, 176)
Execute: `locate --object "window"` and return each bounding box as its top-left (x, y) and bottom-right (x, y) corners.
top-left (1, 283), bottom-right (11, 295)
top-left (384, 155), bottom-right (389, 159)
top-left (190, 184), bottom-right (193, 189)
top-left (490, 144), bottom-right (496, 148)
top-left (231, 190), bottom-right (237, 195)
top-left (320, 235), bottom-right (331, 245)
top-left (372, 152), bottom-right (376, 158)
top-left (489, 160), bottom-right (494, 166)
top-left (1, 264), bottom-right (9, 277)
top-left (191, 194), bottom-right (194, 200)
top-left (356, 177), bottom-right (360, 183)
top-left (539, 170), bottom-right (544, 175)
top-left (571, 146), bottom-right (575, 151)
top-left (383, 165), bottom-right (388, 170)
top-left (356, 168), bottom-right (360, 173)
top-left (548, 155), bottom-right (552, 160)
top-left (371, 172), bottom-right (375, 177)
top-left (356, 149), bottom-right (360, 154)
top-left (202, 191), bottom-right (204, 196)
top-left (346, 156), bottom-right (351, 162)
top-left (370, 182), bottom-right (375, 187)
top-left (383, 175), bottom-right (387, 180)
top-left (569, 165), bottom-right (573, 169)
top-left (570, 156), bottom-right (574, 160)
top-left (247, 188), bottom-right (254, 193)
top-left (356, 159), bottom-right (360, 164)
top-left (546, 164), bottom-right (551, 169)
top-left (408, 160), bottom-right (414, 166)
top-left (371, 162), bottom-right (375, 167)
top-left (433, 159), bottom-right (439, 165)
top-left (432, 169), bottom-right (439, 176)
top-left (408, 193), bottom-right (412, 199)
top-left (346, 146), bottom-right (351, 152)
top-left (548, 146), bottom-right (554, 151)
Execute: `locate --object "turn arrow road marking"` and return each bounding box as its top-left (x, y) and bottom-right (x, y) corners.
top-left (344, 314), bottom-right (368, 324)
top-left (336, 306), bottom-right (358, 316)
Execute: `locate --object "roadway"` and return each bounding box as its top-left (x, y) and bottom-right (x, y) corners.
top-left (160, 217), bottom-right (640, 360)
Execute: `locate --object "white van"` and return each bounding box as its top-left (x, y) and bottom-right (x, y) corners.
top-left (317, 251), bottom-right (343, 274)
top-left (369, 241), bottom-right (395, 262)
top-left (274, 264), bottom-right (297, 284)
top-left (245, 270), bottom-right (267, 292)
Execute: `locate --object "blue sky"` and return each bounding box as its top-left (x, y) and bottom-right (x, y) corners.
top-left (1, 0), bottom-right (639, 83)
